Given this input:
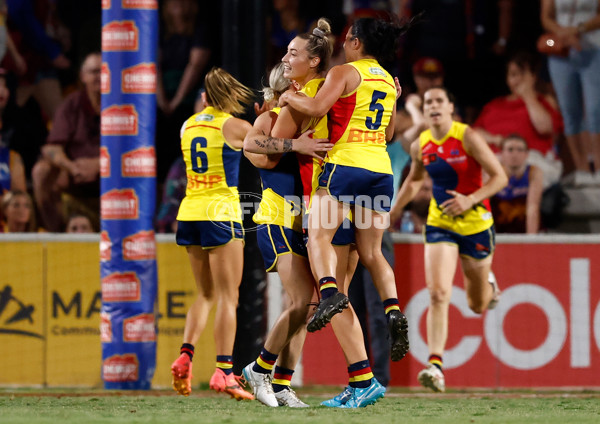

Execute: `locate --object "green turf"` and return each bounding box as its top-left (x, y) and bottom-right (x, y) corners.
top-left (0, 390), bottom-right (599, 424)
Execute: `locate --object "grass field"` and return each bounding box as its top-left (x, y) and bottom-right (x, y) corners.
top-left (1, 388), bottom-right (599, 424)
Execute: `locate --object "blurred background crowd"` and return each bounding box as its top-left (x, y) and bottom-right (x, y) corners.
top-left (0, 0), bottom-right (598, 234)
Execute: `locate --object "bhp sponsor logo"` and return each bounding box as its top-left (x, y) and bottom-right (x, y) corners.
top-left (102, 272), bottom-right (141, 302)
top-left (101, 189), bottom-right (139, 220)
top-left (103, 354), bottom-right (139, 382)
top-left (123, 314), bottom-right (156, 342)
top-left (101, 105), bottom-right (138, 136)
top-left (123, 231), bottom-right (156, 261)
top-left (101, 63), bottom-right (110, 94)
top-left (100, 312), bottom-right (112, 342)
top-left (102, 21), bottom-right (139, 51)
top-left (100, 231), bottom-right (112, 262)
top-left (122, 147), bottom-right (156, 177)
top-left (122, 63), bottom-right (156, 94)
top-left (122, 0), bottom-right (158, 9)
top-left (100, 147), bottom-right (110, 178)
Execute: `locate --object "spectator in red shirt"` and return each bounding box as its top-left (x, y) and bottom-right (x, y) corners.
top-left (31, 52), bottom-right (100, 232)
top-left (473, 51), bottom-right (563, 189)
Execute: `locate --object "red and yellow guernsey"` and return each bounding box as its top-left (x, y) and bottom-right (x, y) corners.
top-left (325, 58), bottom-right (396, 175)
top-left (177, 106), bottom-right (242, 222)
top-left (420, 121), bottom-right (494, 235)
top-left (295, 78), bottom-right (357, 223)
top-left (296, 77), bottom-right (328, 201)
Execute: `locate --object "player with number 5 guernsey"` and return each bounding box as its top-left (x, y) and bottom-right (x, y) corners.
top-left (325, 58), bottom-right (396, 175)
top-left (171, 67), bottom-right (255, 401)
top-left (279, 16), bottom-right (419, 408)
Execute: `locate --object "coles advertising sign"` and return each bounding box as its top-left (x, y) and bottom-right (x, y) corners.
top-left (302, 237), bottom-right (600, 387)
top-left (101, 2), bottom-right (158, 390)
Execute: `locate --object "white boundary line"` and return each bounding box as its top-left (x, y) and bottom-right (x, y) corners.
top-left (2, 233), bottom-right (599, 244)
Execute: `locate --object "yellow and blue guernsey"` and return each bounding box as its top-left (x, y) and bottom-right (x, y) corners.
top-left (420, 121), bottom-right (493, 235)
top-left (253, 107), bottom-right (304, 233)
top-left (177, 106), bottom-right (242, 223)
top-left (326, 58), bottom-right (396, 175)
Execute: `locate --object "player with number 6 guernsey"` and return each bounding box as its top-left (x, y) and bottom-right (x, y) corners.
top-left (170, 67), bottom-right (254, 400)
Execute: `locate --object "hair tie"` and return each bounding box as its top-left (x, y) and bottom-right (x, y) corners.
top-left (312, 28), bottom-right (326, 39)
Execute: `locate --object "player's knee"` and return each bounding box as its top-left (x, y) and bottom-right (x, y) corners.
top-left (428, 287), bottom-right (451, 305)
top-left (357, 249), bottom-right (382, 268)
top-left (287, 297), bottom-right (311, 316)
top-left (467, 298), bottom-right (485, 314)
top-left (306, 233), bottom-right (326, 253)
top-left (199, 289), bottom-right (215, 304)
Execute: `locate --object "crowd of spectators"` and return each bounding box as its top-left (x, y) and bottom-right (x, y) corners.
top-left (0, 0), bottom-right (598, 234)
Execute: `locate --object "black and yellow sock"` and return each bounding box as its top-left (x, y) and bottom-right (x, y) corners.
top-left (348, 360), bottom-right (373, 388)
top-left (319, 276), bottom-right (338, 299)
top-left (383, 298), bottom-right (401, 321)
top-left (216, 355), bottom-right (233, 375)
top-left (252, 348), bottom-right (278, 374)
top-left (180, 343), bottom-right (194, 360)
top-left (272, 366), bottom-right (294, 393)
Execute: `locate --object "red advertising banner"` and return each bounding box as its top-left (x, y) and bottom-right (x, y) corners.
top-left (121, 147), bottom-right (156, 177)
top-left (121, 63), bottom-right (156, 94)
top-left (101, 63), bottom-right (110, 94)
top-left (302, 236), bottom-right (600, 388)
top-left (101, 105), bottom-right (139, 136)
top-left (102, 21), bottom-right (139, 52)
top-left (101, 271), bottom-right (141, 302)
top-left (122, 0), bottom-right (158, 9)
top-left (102, 354), bottom-right (139, 382)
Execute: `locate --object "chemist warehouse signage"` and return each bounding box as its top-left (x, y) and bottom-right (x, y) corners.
top-left (100, 0), bottom-right (158, 389)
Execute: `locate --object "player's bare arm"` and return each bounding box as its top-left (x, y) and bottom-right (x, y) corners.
top-left (243, 130), bottom-right (332, 159)
top-left (441, 127), bottom-right (508, 216)
top-left (390, 141), bottom-right (427, 226)
top-left (243, 112), bottom-right (283, 169)
top-left (222, 117), bottom-right (252, 150)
